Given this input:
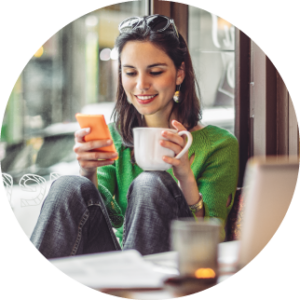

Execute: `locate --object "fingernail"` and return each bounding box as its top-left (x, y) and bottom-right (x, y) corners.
top-left (107, 140), bottom-right (112, 145)
top-left (112, 152), bottom-right (118, 157)
top-left (85, 128), bottom-right (91, 133)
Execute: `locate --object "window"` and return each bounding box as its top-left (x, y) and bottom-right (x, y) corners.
top-left (189, 6), bottom-right (235, 134)
top-left (2, 2), bottom-right (146, 143)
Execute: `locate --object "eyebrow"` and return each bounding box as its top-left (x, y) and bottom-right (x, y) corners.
top-left (122, 63), bottom-right (168, 68)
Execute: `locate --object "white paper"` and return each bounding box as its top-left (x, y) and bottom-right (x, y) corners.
top-left (50, 242), bottom-right (240, 289)
top-left (129, 290), bottom-right (176, 300)
top-left (50, 250), bottom-right (172, 289)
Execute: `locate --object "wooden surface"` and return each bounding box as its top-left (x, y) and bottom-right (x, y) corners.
top-left (151, 0), bottom-right (188, 42)
top-left (234, 29), bottom-right (251, 186)
top-left (152, 0), bottom-right (171, 17)
top-left (277, 72), bottom-right (289, 155)
top-left (171, 3), bottom-right (188, 43)
top-left (289, 96), bottom-right (299, 155)
top-left (249, 39), bottom-right (299, 158)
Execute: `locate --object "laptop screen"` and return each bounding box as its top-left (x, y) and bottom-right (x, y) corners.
top-left (238, 156), bottom-right (299, 269)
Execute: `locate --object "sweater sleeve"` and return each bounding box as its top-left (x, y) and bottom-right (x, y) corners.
top-left (197, 130), bottom-right (239, 241)
top-left (96, 123), bottom-right (124, 228)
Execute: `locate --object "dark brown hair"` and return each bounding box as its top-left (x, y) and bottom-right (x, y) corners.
top-left (112, 15), bottom-right (202, 148)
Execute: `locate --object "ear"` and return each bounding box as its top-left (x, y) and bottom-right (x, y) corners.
top-left (175, 62), bottom-right (185, 85)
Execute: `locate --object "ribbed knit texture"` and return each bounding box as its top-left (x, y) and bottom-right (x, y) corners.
top-left (97, 123), bottom-right (239, 244)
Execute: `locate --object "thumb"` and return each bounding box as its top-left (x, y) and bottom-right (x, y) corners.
top-left (171, 120), bottom-right (187, 131)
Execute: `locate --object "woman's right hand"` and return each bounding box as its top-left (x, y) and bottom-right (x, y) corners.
top-left (73, 127), bottom-right (118, 177)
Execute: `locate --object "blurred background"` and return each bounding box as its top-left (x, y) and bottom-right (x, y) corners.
top-left (1, 2), bottom-right (235, 177)
top-left (1, 1), bottom-right (236, 237)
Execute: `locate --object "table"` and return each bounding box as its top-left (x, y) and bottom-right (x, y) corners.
top-left (100, 241), bottom-right (240, 300)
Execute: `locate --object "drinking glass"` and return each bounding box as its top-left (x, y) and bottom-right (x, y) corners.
top-left (171, 218), bottom-right (221, 280)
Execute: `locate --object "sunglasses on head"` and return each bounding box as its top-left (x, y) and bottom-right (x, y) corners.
top-left (118, 14), bottom-right (179, 39)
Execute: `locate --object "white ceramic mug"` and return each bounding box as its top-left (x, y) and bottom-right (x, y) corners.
top-left (133, 127), bottom-right (193, 171)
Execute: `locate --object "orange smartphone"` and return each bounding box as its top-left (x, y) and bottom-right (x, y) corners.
top-left (75, 113), bottom-right (118, 160)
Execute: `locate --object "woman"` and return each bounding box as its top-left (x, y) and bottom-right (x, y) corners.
top-left (30, 15), bottom-right (239, 258)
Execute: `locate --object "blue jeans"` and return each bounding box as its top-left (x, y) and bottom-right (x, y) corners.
top-left (30, 171), bottom-right (193, 258)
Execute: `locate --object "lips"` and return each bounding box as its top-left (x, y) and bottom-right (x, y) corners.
top-left (135, 94), bottom-right (158, 104)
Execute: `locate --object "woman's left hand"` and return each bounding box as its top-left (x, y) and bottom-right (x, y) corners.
top-left (160, 120), bottom-right (193, 182)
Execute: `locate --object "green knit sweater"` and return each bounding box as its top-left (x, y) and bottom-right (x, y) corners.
top-left (97, 123), bottom-right (239, 244)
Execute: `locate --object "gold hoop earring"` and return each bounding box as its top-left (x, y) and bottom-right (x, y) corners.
top-left (173, 84), bottom-right (181, 103)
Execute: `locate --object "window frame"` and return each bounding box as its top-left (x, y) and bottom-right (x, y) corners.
top-left (152, 1), bottom-right (299, 186)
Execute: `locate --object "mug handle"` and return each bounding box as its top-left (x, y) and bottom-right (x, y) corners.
top-left (175, 131), bottom-right (193, 159)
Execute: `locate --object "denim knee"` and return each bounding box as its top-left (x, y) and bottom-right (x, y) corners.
top-left (132, 171), bottom-right (176, 188)
top-left (127, 171), bottom-right (180, 207)
top-left (52, 174), bottom-right (93, 189)
top-left (42, 175), bottom-right (99, 211)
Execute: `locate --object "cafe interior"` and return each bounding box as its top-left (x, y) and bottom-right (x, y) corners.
top-left (1, 0), bottom-right (299, 299)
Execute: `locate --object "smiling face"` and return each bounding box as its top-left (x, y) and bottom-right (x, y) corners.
top-left (120, 41), bottom-right (185, 126)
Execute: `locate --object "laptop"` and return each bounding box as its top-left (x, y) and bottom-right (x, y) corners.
top-left (238, 156), bottom-right (299, 269)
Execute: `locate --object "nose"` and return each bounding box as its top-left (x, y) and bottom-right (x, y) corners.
top-left (136, 73), bottom-right (150, 91)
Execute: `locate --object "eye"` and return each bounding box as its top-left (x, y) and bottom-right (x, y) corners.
top-left (150, 71), bottom-right (163, 76)
top-left (125, 72), bottom-right (136, 76)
